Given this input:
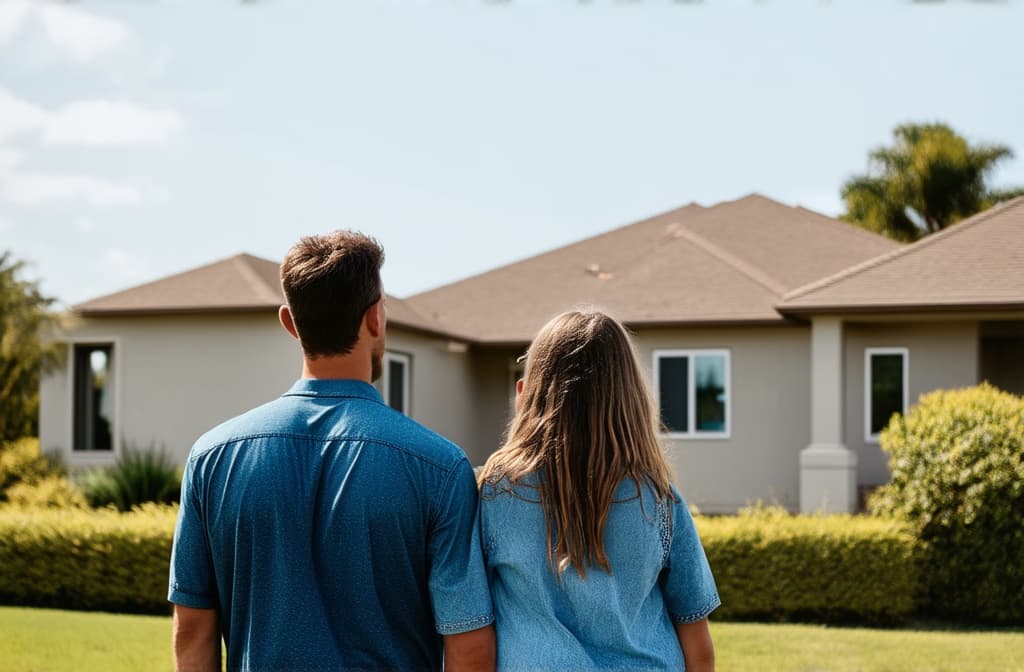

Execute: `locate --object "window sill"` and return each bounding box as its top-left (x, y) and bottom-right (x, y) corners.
top-left (660, 432), bottom-right (731, 441)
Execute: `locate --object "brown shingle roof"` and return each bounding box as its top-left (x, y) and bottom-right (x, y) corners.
top-left (73, 253), bottom-right (442, 336)
top-left (404, 194), bottom-right (900, 344)
top-left (779, 197), bottom-right (1024, 315)
top-left (75, 253), bottom-right (284, 315)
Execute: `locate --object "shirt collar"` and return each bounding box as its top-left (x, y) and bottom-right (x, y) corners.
top-left (282, 378), bottom-right (384, 402)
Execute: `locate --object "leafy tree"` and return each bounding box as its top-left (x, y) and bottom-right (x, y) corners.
top-left (0, 252), bottom-right (62, 442)
top-left (842, 123), bottom-right (1024, 241)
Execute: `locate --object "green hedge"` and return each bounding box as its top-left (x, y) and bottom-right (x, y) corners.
top-left (1, 503), bottom-right (921, 623)
top-left (0, 504), bottom-right (177, 614)
top-left (697, 509), bottom-right (920, 624)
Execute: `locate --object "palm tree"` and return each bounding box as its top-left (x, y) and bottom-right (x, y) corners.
top-left (841, 123), bottom-right (1024, 241)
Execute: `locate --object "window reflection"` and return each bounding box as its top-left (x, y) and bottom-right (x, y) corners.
top-left (695, 354), bottom-right (726, 432)
top-left (74, 344), bottom-right (113, 451)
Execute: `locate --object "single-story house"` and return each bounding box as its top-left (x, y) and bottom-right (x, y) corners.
top-left (40, 194), bottom-right (1024, 513)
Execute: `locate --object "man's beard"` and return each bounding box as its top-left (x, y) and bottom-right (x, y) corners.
top-left (370, 339), bottom-right (384, 382)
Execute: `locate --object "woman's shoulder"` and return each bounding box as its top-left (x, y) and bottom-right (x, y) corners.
top-left (480, 471), bottom-right (542, 503)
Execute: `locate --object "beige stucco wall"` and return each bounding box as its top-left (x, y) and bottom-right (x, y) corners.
top-left (631, 325), bottom-right (812, 513)
top-left (464, 347), bottom-right (521, 466)
top-left (380, 329), bottom-right (481, 460)
top-left (456, 326), bottom-right (813, 513)
top-left (39, 313), bottom-right (464, 469)
top-left (843, 321), bottom-right (980, 486)
top-left (41, 312), bottom-right (300, 468)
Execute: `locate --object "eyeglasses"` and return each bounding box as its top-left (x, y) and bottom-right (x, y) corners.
top-left (515, 353), bottom-right (528, 365)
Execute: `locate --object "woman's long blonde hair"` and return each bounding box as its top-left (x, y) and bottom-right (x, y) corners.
top-left (478, 309), bottom-right (675, 578)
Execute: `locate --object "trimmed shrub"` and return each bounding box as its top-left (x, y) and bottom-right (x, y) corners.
top-left (0, 438), bottom-right (62, 499)
top-left (0, 504), bottom-right (177, 614)
top-left (79, 446), bottom-right (181, 511)
top-left (696, 509), bottom-right (920, 624)
top-left (0, 502), bottom-right (919, 622)
top-left (870, 384), bottom-right (1024, 624)
top-left (4, 476), bottom-right (87, 509)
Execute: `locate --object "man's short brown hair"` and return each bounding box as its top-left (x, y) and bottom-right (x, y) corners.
top-left (280, 231), bottom-right (384, 358)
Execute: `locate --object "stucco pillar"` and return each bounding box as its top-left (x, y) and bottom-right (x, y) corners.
top-left (800, 316), bottom-right (858, 513)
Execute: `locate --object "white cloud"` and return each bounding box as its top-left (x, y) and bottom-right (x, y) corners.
top-left (45, 100), bottom-right (184, 145)
top-left (0, 1), bottom-right (30, 46)
top-left (38, 4), bottom-right (129, 63)
top-left (2, 173), bottom-right (140, 207)
top-left (102, 247), bottom-right (149, 282)
top-left (0, 8), bottom-right (175, 210)
top-left (0, 87), bottom-right (48, 141)
top-left (74, 215), bottom-right (97, 232)
top-left (0, 87), bottom-right (184, 146)
top-left (0, 147), bottom-right (25, 175)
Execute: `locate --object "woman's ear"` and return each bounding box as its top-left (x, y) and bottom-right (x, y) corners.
top-left (516, 378), bottom-right (524, 396)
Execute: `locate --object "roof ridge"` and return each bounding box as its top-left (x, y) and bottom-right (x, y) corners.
top-left (669, 225), bottom-right (788, 296)
top-left (791, 204), bottom-right (904, 248)
top-left (782, 197), bottom-right (1024, 302)
top-left (233, 254), bottom-right (283, 304)
top-left (406, 202), bottom-right (705, 301)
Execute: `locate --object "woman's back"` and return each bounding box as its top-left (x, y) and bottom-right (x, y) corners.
top-left (479, 310), bottom-right (719, 670)
top-left (481, 473), bottom-right (718, 671)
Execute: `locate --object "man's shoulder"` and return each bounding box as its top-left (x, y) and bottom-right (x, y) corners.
top-left (186, 393), bottom-right (468, 473)
top-left (187, 396), bottom-right (293, 461)
top-left (371, 408), bottom-right (469, 472)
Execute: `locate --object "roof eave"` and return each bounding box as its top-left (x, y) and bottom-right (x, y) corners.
top-left (777, 301), bottom-right (1024, 317)
top-left (469, 315), bottom-right (799, 347)
top-left (74, 304), bottom-right (282, 317)
top-left (74, 304), bottom-right (474, 343)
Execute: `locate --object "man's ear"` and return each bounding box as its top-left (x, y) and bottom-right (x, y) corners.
top-left (279, 305), bottom-right (300, 340)
top-left (365, 299), bottom-right (384, 338)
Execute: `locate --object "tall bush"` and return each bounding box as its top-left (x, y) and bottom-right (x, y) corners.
top-left (0, 438), bottom-right (62, 501)
top-left (870, 384), bottom-right (1024, 623)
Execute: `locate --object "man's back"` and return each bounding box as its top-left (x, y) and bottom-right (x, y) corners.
top-left (169, 379), bottom-right (493, 671)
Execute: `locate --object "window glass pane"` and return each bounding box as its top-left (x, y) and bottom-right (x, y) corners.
top-left (658, 356), bottom-right (689, 433)
top-left (73, 345), bottom-right (113, 451)
top-left (694, 354), bottom-right (727, 432)
top-left (387, 359), bottom-right (406, 413)
top-left (870, 353), bottom-right (904, 435)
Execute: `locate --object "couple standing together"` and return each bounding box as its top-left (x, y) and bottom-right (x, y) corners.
top-left (168, 231), bottom-right (720, 672)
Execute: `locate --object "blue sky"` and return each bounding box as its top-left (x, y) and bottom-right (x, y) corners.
top-left (2, 0), bottom-right (1023, 307)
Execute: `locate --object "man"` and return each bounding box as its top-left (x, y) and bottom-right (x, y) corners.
top-left (168, 231), bottom-right (495, 671)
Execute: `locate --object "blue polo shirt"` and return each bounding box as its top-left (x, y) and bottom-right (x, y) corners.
top-left (168, 379), bottom-right (494, 671)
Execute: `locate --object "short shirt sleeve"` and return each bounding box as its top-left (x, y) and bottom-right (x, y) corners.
top-left (660, 487), bottom-right (721, 624)
top-left (427, 458), bottom-right (495, 635)
top-left (168, 456), bottom-right (218, 609)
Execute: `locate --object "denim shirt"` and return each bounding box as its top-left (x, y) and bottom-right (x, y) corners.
top-left (481, 474), bottom-right (719, 671)
top-left (169, 379), bottom-right (493, 671)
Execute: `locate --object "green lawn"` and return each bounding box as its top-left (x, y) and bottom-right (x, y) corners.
top-left (1, 607), bottom-right (1021, 671)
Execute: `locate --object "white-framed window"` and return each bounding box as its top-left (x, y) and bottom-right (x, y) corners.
top-left (382, 351), bottom-right (411, 415)
top-left (865, 347), bottom-right (909, 443)
top-left (653, 349), bottom-right (730, 439)
top-left (70, 341), bottom-right (117, 453)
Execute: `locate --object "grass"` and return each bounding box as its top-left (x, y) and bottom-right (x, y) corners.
top-left (0, 607), bottom-right (172, 672)
top-left (1, 607), bottom-right (1022, 671)
top-left (713, 620), bottom-right (1024, 672)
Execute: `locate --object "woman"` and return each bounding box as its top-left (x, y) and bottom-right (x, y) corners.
top-left (478, 310), bottom-right (719, 671)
